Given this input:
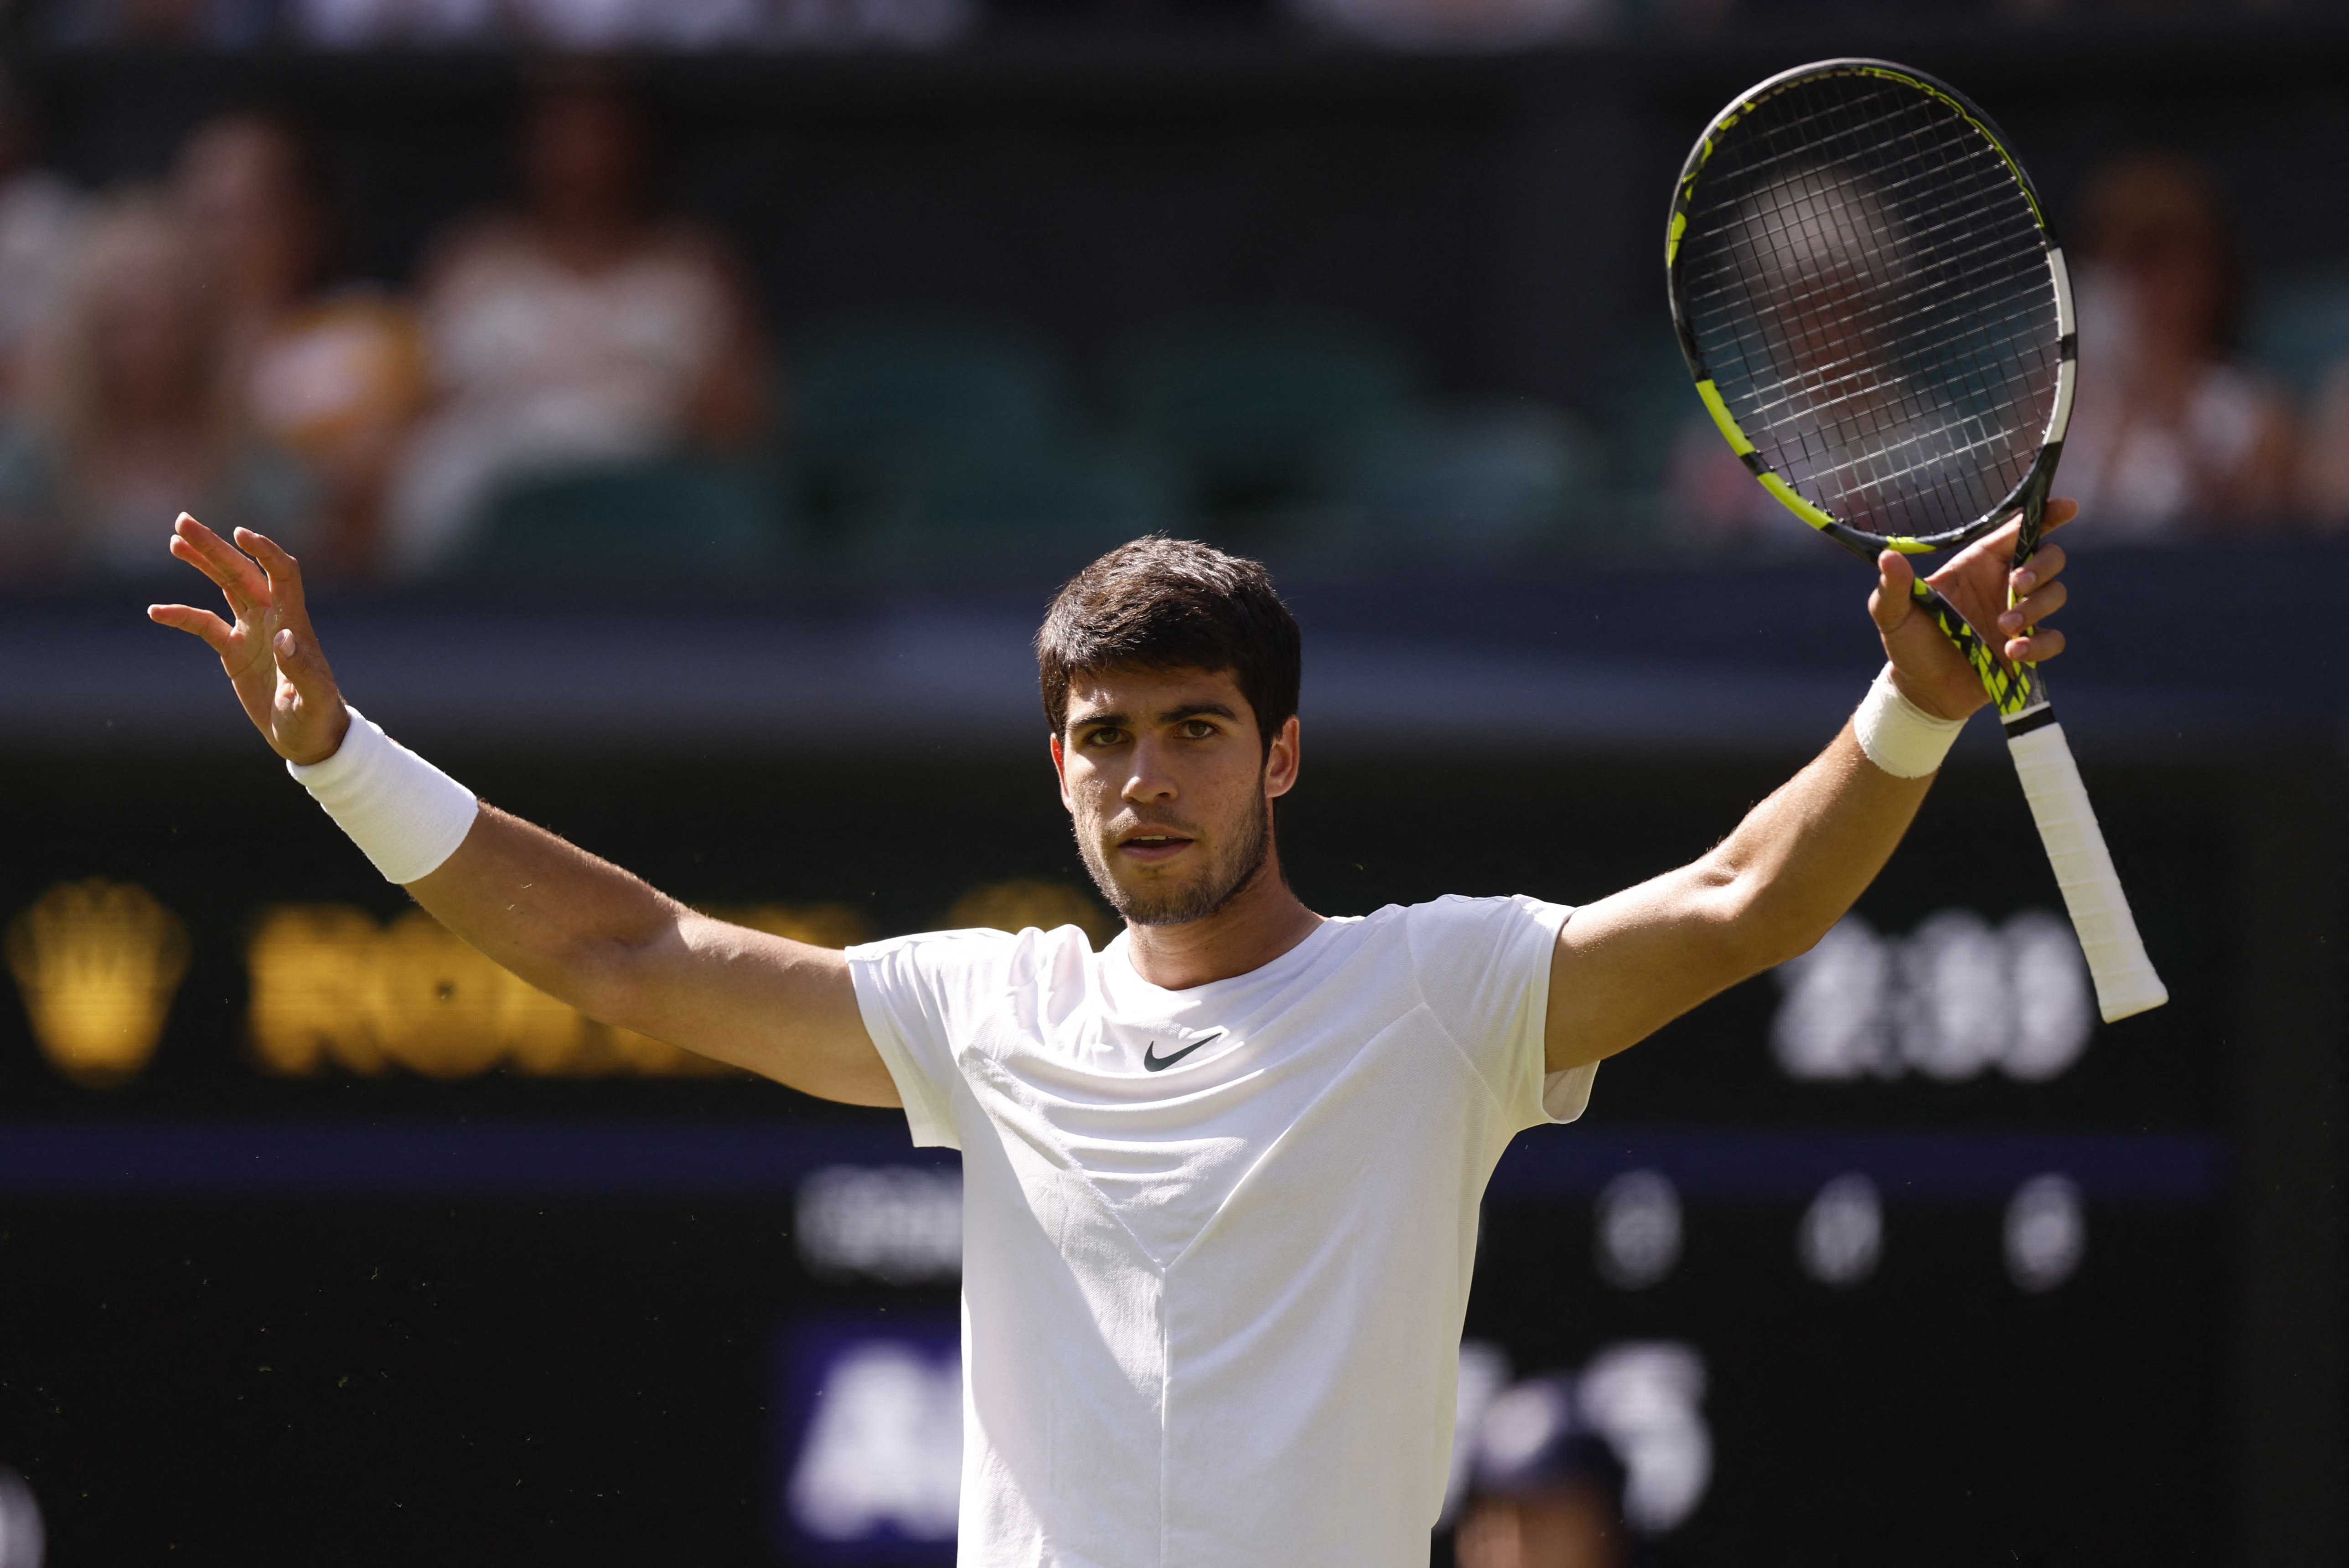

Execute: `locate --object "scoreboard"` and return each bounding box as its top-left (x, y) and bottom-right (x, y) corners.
top-left (0, 740), bottom-right (2239, 1565)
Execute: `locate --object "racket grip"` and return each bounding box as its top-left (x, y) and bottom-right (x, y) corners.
top-left (2006, 721), bottom-right (2168, 1022)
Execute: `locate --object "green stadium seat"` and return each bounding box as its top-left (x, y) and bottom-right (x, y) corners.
top-left (791, 319), bottom-right (1069, 461)
top-left (459, 459), bottom-right (786, 582)
top-left (1115, 316), bottom-right (1419, 521)
top-left (851, 441), bottom-right (1174, 575)
top-left (1302, 404), bottom-right (1602, 562)
top-left (2245, 274), bottom-right (2349, 400)
top-left (786, 318), bottom-right (1078, 548)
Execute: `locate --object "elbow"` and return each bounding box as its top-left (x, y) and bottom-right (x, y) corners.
top-left (538, 923), bottom-right (667, 1032)
top-left (1709, 872), bottom-right (1840, 980)
top-left (1755, 911), bottom-right (1842, 973)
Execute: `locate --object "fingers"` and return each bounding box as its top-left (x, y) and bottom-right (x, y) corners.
top-left (2003, 625), bottom-right (2065, 664)
top-left (1868, 548), bottom-right (1916, 635)
top-left (267, 624), bottom-right (344, 734)
top-left (236, 527), bottom-right (310, 624)
top-left (1955, 500), bottom-right (2077, 577)
top-left (169, 512), bottom-right (268, 608)
top-left (269, 623), bottom-right (327, 692)
top-left (146, 602), bottom-right (235, 653)
top-left (2009, 538), bottom-right (2066, 598)
top-left (1998, 577), bottom-right (2066, 635)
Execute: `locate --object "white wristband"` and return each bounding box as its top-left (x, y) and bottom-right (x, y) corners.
top-left (1852, 664), bottom-right (1967, 779)
top-left (288, 705), bottom-right (479, 884)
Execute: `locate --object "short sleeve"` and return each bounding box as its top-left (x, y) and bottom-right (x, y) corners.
top-left (844, 928), bottom-right (1016, 1150)
top-left (1406, 894), bottom-right (1596, 1130)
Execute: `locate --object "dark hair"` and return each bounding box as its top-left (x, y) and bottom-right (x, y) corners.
top-left (1036, 536), bottom-right (1301, 756)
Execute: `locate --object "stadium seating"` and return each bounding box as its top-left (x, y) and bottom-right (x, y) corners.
top-left (2245, 273), bottom-right (2349, 399)
top-left (1114, 315), bottom-right (1419, 527)
top-left (847, 439), bottom-right (1174, 574)
top-left (786, 318), bottom-right (1074, 547)
top-left (1299, 403), bottom-right (1601, 563)
top-left (458, 459), bottom-right (787, 583)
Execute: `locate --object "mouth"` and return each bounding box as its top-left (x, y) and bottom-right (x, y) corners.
top-left (1115, 830), bottom-right (1197, 866)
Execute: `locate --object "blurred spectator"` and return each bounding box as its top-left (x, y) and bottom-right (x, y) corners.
top-left (38, 0), bottom-right (274, 46)
top-left (0, 72), bottom-right (84, 418)
top-left (2299, 370), bottom-right (2349, 527)
top-left (0, 192), bottom-right (309, 580)
top-left (2059, 152), bottom-right (2295, 536)
top-left (175, 110), bottom-right (425, 578)
top-left (289, 0), bottom-right (499, 47)
top-left (289, 0), bottom-right (971, 49)
top-left (1287, 0), bottom-right (1612, 50)
top-left (1454, 1373), bottom-right (1633, 1568)
top-left (507, 0), bottom-right (767, 47)
top-left (1659, 407), bottom-right (1801, 550)
top-left (386, 65), bottom-right (769, 577)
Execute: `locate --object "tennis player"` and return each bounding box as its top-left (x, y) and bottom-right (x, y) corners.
top-left (152, 505), bottom-right (2075, 1567)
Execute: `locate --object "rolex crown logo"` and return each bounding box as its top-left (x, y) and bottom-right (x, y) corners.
top-left (6, 879), bottom-right (191, 1088)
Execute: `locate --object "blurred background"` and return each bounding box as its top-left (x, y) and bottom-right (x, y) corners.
top-left (0, 0), bottom-right (2340, 1563)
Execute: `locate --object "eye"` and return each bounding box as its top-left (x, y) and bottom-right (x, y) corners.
top-left (1082, 727), bottom-right (1126, 748)
top-left (1181, 720), bottom-right (1217, 739)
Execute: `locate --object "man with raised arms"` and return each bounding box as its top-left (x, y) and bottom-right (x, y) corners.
top-left (152, 506), bottom-right (2075, 1567)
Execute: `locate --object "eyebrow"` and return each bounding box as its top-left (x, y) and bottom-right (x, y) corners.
top-left (1069, 702), bottom-right (1238, 731)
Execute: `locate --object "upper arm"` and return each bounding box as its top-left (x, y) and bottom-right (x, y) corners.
top-left (1542, 858), bottom-right (1774, 1074)
top-left (604, 912), bottom-right (899, 1107)
top-left (404, 806), bottom-right (896, 1107)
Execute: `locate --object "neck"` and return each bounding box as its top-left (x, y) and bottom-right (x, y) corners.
top-left (1120, 851), bottom-right (1323, 992)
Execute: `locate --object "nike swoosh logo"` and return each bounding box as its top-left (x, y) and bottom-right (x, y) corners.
top-left (1143, 1032), bottom-right (1223, 1072)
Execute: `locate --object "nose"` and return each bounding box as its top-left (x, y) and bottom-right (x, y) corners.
top-left (1122, 733), bottom-right (1179, 806)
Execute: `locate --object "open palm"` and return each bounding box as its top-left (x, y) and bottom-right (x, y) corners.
top-left (147, 513), bottom-right (349, 765)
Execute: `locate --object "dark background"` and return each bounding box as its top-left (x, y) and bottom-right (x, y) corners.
top-left (0, 735), bottom-right (2270, 1565)
top-left (0, 13), bottom-right (2343, 1567)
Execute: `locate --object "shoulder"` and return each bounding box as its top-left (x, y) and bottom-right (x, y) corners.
top-left (1387, 893), bottom-right (1573, 940)
top-left (848, 922), bottom-right (1097, 987)
top-left (1377, 894), bottom-right (1572, 985)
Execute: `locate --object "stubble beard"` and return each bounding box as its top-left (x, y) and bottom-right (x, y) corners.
top-left (1077, 793), bottom-right (1273, 929)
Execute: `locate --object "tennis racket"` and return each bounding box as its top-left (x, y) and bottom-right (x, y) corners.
top-left (1665, 57), bottom-right (2167, 1023)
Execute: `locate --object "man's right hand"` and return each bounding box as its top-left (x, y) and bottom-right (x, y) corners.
top-left (149, 513), bottom-right (351, 765)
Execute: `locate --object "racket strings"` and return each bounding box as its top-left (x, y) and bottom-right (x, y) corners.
top-left (1676, 72), bottom-right (2059, 536)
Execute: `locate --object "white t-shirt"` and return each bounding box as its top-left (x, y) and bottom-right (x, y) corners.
top-left (847, 893), bottom-right (1595, 1568)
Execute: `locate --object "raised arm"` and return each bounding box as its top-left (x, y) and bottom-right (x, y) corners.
top-left (1544, 503), bottom-right (2077, 1073)
top-left (149, 514), bottom-right (894, 1105)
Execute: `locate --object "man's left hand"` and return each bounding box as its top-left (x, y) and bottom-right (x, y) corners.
top-left (1868, 497), bottom-right (2077, 721)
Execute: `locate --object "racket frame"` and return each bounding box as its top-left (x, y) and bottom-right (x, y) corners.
top-left (1664, 58), bottom-right (2167, 1021)
top-left (1665, 57), bottom-right (2079, 722)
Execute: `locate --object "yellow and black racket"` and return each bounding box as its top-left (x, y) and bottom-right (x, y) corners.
top-left (1666, 57), bottom-right (2166, 1022)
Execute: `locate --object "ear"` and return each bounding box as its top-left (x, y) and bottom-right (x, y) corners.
top-left (1264, 714), bottom-right (1301, 800)
top-left (1050, 731), bottom-right (1073, 813)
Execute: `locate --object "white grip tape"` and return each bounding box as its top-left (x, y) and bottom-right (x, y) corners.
top-left (288, 704), bottom-right (479, 885)
top-left (2006, 722), bottom-right (2168, 1022)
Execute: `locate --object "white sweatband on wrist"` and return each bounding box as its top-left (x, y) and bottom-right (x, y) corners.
top-left (288, 705), bottom-right (479, 884)
top-left (1852, 663), bottom-right (1967, 779)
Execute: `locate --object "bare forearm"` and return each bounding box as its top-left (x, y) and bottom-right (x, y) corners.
top-left (1547, 722), bottom-right (1935, 1071)
top-left (1697, 722), bottom-right (1933, 970)
top-left (405, 804), bottom-right (679, 1017)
